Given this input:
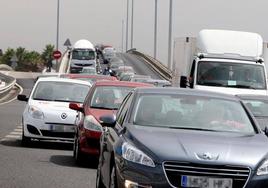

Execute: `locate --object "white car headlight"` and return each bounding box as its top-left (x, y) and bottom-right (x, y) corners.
top-left (28, 106), bottom-right (44, 119)
top-left (84, 115), bottom-right (102, 132)
top-left (122, 142), bottom-right (155, 167)
top-left (257, 159), bottom-right (268, 175)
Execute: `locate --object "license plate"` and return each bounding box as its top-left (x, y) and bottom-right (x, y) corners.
top-left (49, 125), bottom-right (74, 132)
top-left (181, 175), bottom-right (232, 188)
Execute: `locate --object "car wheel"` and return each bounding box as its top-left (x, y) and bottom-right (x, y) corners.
top-left (109, 165), bottom-right (118, 188)
top-left (21, 128), bottom-right (31, 146)
top-left (96, 165), bottom-right (105, 188)
top-left (74, 137), bottom-right (84, 164)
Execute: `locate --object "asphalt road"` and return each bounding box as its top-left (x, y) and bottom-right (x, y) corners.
top-left (0, 53), bottom-right (161, 188)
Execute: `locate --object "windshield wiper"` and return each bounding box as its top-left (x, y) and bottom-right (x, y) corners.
top-left (53, 99), bottom-right (71, 102)
top-left (33, 98), bottom-right (51, 101)
top-left (200, 82), bottom-right (225, 86)
top-left (90, 106), bottom-right (118, 110)
top-left (227, 85), bottom-right (256, 89)
top-left (168, 126), bottom-right (220, 132)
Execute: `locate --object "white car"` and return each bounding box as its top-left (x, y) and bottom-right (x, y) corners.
top-left (17, 77), bottom-right (92, 145)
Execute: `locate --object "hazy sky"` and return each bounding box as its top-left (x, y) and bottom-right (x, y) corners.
top-left (1, 0), bottom-right (268, 64)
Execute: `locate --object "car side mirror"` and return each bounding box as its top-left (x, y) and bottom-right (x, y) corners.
top-left (17, 94), bottom-right (28, 102)
top-left (69, 103), bottom-right (84, 113)
top-left (180, 76), bottom-right (188, 88)
top-left (99, 114), bottom-right (116, 127)
top-left (264, 127), bottom-right (268, 137)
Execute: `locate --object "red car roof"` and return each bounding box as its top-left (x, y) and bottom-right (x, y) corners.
top-left (94, 80), bottom-right (153, 87)
top-left (62, 74), bottom-right (117, 81)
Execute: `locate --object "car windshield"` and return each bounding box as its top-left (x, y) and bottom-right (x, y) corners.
top-left (133, 94), bottom-right (255, 134)
top-left (242, 99), bottom-right (268, 117)
top-left (32, 81), bottom-right (90, 103)
top-left (90, 86), bottom-right (133, 110)
top-left (72, 49), bottom-right (95, 60)
top-left (197, 61), bottom-right (266, 89)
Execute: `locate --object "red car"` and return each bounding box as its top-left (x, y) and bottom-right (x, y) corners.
top-left (61, 74), bottom-right (117, 84)
top-left (69, 81), bottom-right (152, 163)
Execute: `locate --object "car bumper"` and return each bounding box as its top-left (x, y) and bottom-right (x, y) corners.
top-left (23, 118), bottom-right (75, 142)
top-left (115, 159), bottom-right (169, 188)
top-left (79, 129), bottom-right (102, 156)
top-left (115, 158), bottom-right (268, 188)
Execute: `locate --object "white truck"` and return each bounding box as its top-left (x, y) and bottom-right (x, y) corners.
top-left (172, 29), bottom-right (268, 95)
top-left (69, 39), bottom-right (97, 73)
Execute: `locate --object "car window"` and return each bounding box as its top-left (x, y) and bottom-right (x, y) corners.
top-left (116, 93), bottom-right (133, 126)
top-left (32, 81), bottom-right (90, 103)
top-left (132, 94), bottom-right (255, 134)
top-left (243, 99), bottom-right (268, 117)
top-left (90, 86), bottom-right (133, 110)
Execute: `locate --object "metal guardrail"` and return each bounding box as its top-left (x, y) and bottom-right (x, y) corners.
top-left (0, 72), bottom-right (16, 99)
top-left (127, 50), bottom-right (172, 81)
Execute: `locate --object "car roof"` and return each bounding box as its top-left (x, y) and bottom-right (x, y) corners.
top-left (135, 87), bottom-right (240, 101)
top-left (37, 77), bottom-right (92, 86)
top-left (236, 94), bottom-right (268, 100)
top-left (94, 80), bottom-right (152, 87)
top-left (62, 74), bottom-right (117, 80)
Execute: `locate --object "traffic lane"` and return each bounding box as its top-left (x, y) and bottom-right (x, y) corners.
top-left (117, 53), bottom-right (162, 79)
top-left (0, 78), bottom-right (97, 188)
top-left (17, 78), bottom-right (35, 96)
top-left (0, 139), bottom-right (96, 188)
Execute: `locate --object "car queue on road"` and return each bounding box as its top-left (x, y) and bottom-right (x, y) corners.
top-left (15, 42), bottom-right (268, 188)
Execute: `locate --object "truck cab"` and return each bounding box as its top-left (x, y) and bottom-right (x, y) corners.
top-left (70, 39), bottom-right (97, 73)
top-left (175, 30), bottom-right (268, 95)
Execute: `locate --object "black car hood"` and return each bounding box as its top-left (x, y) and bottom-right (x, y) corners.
top-left (126, 125), bottom-right (268, 169)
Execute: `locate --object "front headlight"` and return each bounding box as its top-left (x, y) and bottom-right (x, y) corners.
top-left (122, 142), bottom-right (155, 167)
top-left (257, 159), bottom-right (268, 175)
top-left (84, 115), bottom-right (102, 132)
top-left (28, 106), bottom-right (44, 119)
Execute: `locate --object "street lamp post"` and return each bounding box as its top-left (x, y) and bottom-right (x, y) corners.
top-left (154, 0), bottom-right (158, 59)
top-left (126, 0), bottom-right (129, 51)
top-left (131, 0), bottom-right (134, 49)
top-left (56, 0), bottom-right (60, 51)
top-left (167, 0), bottom-right (173, 69)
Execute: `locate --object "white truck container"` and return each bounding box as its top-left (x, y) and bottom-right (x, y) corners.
top-left (173, 29), bottom-right (268, 95)
top-left (70, 39), bottom-right (97, 73)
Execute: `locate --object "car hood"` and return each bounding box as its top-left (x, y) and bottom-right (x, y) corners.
top-left (29, 100), bottom-right (78, 124)
top-left (126, 125), bottom-right (268, 169)
top-left (88, 108), bottom-right (117, 122)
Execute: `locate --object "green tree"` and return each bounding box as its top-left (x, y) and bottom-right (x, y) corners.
top-left (41, 44), bottom-right (55, 63)
top-left (1, 48), bottom-right (15, 65)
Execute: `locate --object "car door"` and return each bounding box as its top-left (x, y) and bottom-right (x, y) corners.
top-left (100, 92), bottom-right (134, 186)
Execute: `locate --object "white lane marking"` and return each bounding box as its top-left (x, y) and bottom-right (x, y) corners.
top-left (9, 132), bottom-right (22, 135)
top-left (14, 128), bottom-right (22, 132)
top-left (5, 135), bottom-right (21, 139)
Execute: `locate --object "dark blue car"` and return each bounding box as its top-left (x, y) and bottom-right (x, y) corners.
top-left (96, 88), bottom-right (268, 188)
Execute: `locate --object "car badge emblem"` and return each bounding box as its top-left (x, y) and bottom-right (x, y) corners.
top-left (196, 152), bottom-right (219, 161)
top-left (61, 113), bottom-right (67, 119)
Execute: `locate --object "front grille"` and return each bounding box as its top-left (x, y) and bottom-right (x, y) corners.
top-left (74, 63), bottom-right (93, 67)
top-left (41, 130), bottom-right (74, 138)
top-left (163, 162), bottom-right (250, 188)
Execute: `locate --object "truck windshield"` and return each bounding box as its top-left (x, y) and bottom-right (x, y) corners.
top-left (197, 61), bottom-right (266, 89)
top-left (72, 49), bottom-right (95, 60)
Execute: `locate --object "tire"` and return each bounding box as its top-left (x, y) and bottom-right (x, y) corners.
top-left (109, 165), bottom-right (118, 188)
top-left (21, 129), bottom-right (31, 147)
top-left (74, 137), bottom-right (84, 164)
top-left (96, 165), bottom-right (105, 188)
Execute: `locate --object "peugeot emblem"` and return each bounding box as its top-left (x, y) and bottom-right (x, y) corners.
top-left (61, 113), bottom-right (67, 119)
top-left (196, 152), bottom-right (219, 161)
